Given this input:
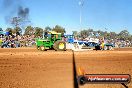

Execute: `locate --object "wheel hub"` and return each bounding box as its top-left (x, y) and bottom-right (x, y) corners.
top-left (59, 43), bottom-right (64, 49)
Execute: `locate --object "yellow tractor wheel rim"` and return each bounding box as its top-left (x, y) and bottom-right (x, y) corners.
top-left (59, 43), bottom-right (65, 49)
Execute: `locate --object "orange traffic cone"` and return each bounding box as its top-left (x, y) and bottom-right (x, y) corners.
top-left (78, 67), bottom-right (85, 76)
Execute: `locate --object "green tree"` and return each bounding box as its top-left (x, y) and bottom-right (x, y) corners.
top-left (34, 27), bottom-right (43, 37)
top-left (80, 29), bottom-right (88, 38)
top-left (128, 35), bottom-right (132, 41)
top-left (52, 25), bottom-right (66, 35)
top-left (79, 28), bottom-right (95, 38)
top-left (119, 30), bottom-right (130, 36)
top-left (72, 31), bottom-right (78, 37)
top-left (110, 32), bottom-right (117, 39)
top-left (45, 26), bottom-right (52, 32)
top-left (14, 27), bottom-right (22, 35)
top-left (118, 30), bottom-right (130, 40)
top-left (24, 26), bottom-right (34, 35)
top-left (6, 28), bottom-right (13, 35)
top-left (98, 30), bottom-right (105, 36)
top-left (87, 29), bottom-right (94, 37)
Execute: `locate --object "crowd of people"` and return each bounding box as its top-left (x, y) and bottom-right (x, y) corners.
top-left (104, 38), bottom-right (132, 48)
top-left (73, 37), bottom-right (132, 48)
top-left (0, 33), bottom-right (132, 48)
top-left (0, 34), bottom-right (36, 48)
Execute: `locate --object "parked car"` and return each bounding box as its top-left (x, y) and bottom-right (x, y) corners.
top-left (82, 42), bottom-right (99, 49)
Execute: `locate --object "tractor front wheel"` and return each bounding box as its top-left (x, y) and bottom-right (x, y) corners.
top-left (40, 46), bottom-right (45, 51)
top-left (37, 46), bottom-right (40, 50)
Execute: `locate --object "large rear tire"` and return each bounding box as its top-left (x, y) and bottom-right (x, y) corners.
top-left (53, 40), bottom-right (66, 51)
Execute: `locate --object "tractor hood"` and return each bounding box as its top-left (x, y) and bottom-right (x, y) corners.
top-left (37, 39), bottom-right (50, 41)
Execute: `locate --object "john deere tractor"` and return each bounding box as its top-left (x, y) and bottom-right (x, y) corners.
top-left (36, 31), bottom-right (66, 51)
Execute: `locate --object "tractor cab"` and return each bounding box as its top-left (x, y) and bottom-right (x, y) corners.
top-left (47, 31), bottom-right (62, 41)
top-left (36, 31), bottom-right (66, 51)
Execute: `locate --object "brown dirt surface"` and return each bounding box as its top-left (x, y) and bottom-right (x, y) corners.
top-left (0, 47), bottom-right (132, 88)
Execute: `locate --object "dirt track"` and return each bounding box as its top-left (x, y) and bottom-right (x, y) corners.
top-left (0, 48), bottom-right (132, 88)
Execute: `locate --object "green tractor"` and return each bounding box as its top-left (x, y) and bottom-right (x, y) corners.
top-left (36, 31), bottom-right (66, 51)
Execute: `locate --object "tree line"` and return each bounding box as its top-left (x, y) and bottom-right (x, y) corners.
top-left (1, 25), bottom-right (66, 37)
top-left (73, 29), bottom-right (132, 41)
top-left (1, 25), bottom-right (132, 41)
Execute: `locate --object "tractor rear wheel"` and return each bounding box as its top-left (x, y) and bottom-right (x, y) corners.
top-left (40, 46), bottom-right (45, 51)
top-left (53, 40), bottom-right (66, 51)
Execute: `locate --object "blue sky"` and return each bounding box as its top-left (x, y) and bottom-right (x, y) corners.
top-left (0, 0), bottom-right (132, 34)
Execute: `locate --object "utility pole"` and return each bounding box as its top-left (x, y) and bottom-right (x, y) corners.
top-left (43, 29), bottom-right (45, 39)
top-left (79, 0), bottom-right (84, 37)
